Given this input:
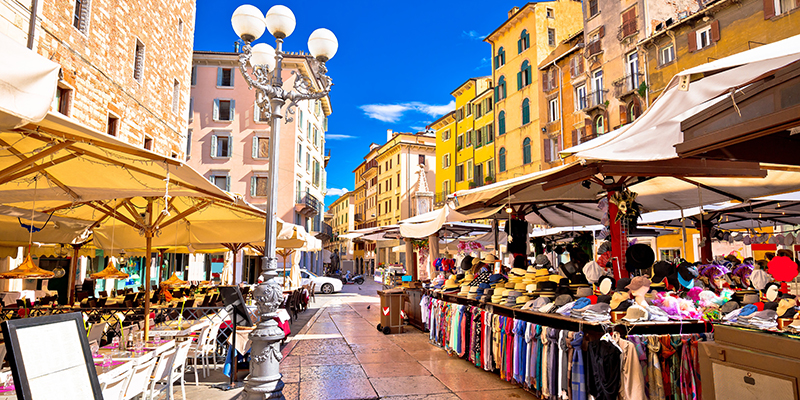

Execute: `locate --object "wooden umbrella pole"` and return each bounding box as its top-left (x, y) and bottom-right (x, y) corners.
top-left (232, 248), bottom-right (237, 285)
top-left (68, 244), bottom-right (82, 305)
top-left (143, 200), bottom-right (153, 340)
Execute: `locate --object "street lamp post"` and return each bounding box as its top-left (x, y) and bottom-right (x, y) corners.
top-left (231, 4), bottom-right (337, 399)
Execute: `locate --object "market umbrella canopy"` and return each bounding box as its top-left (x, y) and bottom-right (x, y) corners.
top-left (160, 272), bottom-right (188, 287)
top-left (0, 31), bottom-right (60, 129)
top-left (0, 254), bottom-right (54, 279)
top-left (90, 260), bottom-right (129, 280)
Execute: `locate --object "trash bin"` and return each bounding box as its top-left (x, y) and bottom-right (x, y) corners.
top-left (376, 288), bottom-right (405, 334)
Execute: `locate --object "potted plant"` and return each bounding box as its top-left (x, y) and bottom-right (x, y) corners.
top-left (485, 175), bottom-right (495, 184)
top-left (468, 181), bottom-right (477, 189)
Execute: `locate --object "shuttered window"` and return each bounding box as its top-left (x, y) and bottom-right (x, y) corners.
top-left (210, 135), bottom-right (231, 158)
top-left (252, 136), bottom-right (269, 159)
top-left (251, 176), bottom-right (269, 197)
top-left (172, 80), bottom-right (180, 114)
top-left (621, 8), bottom-right (637, 38)
top-left (217, 68), bottom-right (234, 87)
top-left (498, 111), bottom-right (506, 135)
top-left (73, 0), bottom-right (91, 33)
top-left (494, 47), bottom-right (506, 69)
top-left (213, 99), bottom-right (235, 121)
top-left (522, 138), bottom-right (532, 164)
top-left (522, 98), bottom-right (530, 125)
top-left (499, 148), bottom-right (506, 172)
top-left (517, 60), bottom-right (532, 89)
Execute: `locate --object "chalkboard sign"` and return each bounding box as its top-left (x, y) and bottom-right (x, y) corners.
top-left (1, 313), bottom-right (103, 399)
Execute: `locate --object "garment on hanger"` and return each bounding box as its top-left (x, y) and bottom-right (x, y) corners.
top-left (570, 331), bottom-right (587, 400)
top-left (645, 336), bottom-right (666, 400)
top-left (615, 333), bottom-right (646, 400)
top-left (588, 338), bottom-right (622, 400)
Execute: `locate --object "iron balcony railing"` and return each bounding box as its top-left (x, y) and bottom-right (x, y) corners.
top-left (582, 89), bottom-right (608, 111)
top-left (613, 72), bottom-right (643, 98)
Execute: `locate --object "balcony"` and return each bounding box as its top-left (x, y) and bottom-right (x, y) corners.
top-left (581, 89), bottom-right (608, 112)
top-left (354, 213), bottom-right (363, 222)
top-left (584, 40), bottom-right (602, 58)
top-left (295, 192), bottom-right (322, 217)
top-left (613, 73), bottom-right (643, 98)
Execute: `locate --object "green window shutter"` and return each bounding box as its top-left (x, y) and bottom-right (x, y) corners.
top-left (210, 135), bottom-right (218, 157)
top-left (251, 176), bottom-right (256, 197)
top-left (493, 55), bottom-right (498, 69)
top-left (252, 136), bottom-right (259, 159)
top-left (212, 99), bottom-right (219, 120)
top-left (216, 67), bottom-right (222, 86)
top-left (517, 38), bottom-right (522, 54)
top-left (517, 71), bottom-right (522, 90)
top-left (494, 87), bottom-right (499, 103)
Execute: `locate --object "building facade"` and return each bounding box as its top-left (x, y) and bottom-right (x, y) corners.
top-left (327, 191), bottom-right (354, 263)
top-left (639, 0), bottom-right (800, 105)
top-left (0, 0), bottom-right (195, 157)
top-left (432, 111), bottom-right (456, 207)
top-left (486, 2), bottom-right (583, 181)
top-left (537, 29), bottom-right (586, 163)
top-left (452, 77), bottom-right (495, 193)
top-left (188, 51), bottom-right (330, 235)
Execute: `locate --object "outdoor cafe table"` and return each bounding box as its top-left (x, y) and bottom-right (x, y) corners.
top-left (148, 319), bottom-right (210, 337)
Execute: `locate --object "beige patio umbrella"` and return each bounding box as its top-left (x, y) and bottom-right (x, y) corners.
top-left (160, 272), bottom-right (188, 287)
top-left (0, 254), bottom-right (54, 279)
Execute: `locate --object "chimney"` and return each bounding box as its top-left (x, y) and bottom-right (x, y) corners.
top-left (386, 129), bottom-right (393, 142)
top-left (508, 6), bottom-right (519, 19)
top-left (234, 41), bottom-right (240, 53)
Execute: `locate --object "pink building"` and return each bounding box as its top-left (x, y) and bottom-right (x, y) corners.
top-left (187, 51), bottom-right (331, 277)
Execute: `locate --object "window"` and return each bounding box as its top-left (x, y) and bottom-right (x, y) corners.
top-left (495, 76), bottom-right (507, 102)
top-left (498, 111), bottom-right (506, 135)
top-left (660, 45), bottom-right (675, 66)
top-left (547, 28), bottom-right (556, 47)
top-left (518, 60), bottom-right (532, 88)
top-left (172, 80), bottom-right (180, 114)
top-left (142, 136), bottom-right (152, 151)
top-left (499, 148), bottom-right (506, 172)
top-left (575, 84), bottom-right (587, 111)
top-left (188, 98), bottom-right (194, 122)
top-left (419, 154), bottom-right (426, 165)
top-left (213, 99), bottom-right (234, 121)
top-left (210, 134), bottom-right (231, 158)
top-left (133, 40), bottom-right (145, 82)
top-left (442, 154), bottom-right (451, 168)
top-left (306, 153), bottom-right (311, 172)
top-left (297, 143), bottom-right (303, 165)
top-left (465, 130), bottom-right (473, 147)
top-left (518, 29), bottom-right (530, 53)
top-left (546, 8), bottom-right (554, 18)
top-left (298, 110), bottom-right (304, 126)
top-left (569, 55), bottom-right (584, 77)
top-left (53, 86), bottom-right (71, 115)
top-left (548, 98), bottom-right (559, 123)
top-left (252, 136), bottom-right (269, 159)
top-left (455, 164), bottom-right (464, 182)
top-left (544, 137), bottom-right (559, 163)
top-left (522, 138), bottom-right (532, 164)
top-left (543, 68), bottom-right (557, 91)
top-left (217, 68), bottom-right (234, 87)
top-left (313, 159), bottom-right (321, 187)
top-left (73, 0), bottom-right (90, 33)
top-left (210, 173), bottom-right (230, 191)
top-left (627, 51), bottom-right (640, 89)
top-left (466, 160), bottom-right (473, 181)
top-left (296, 180), bottom-right (303, 203)
top-left (494, 47), bottom-right (506, 69)
top-left (178, 18), bottom-right (183, 36)
top-left (254, 103), bottom-right (269, 123)
top-left (456, 134), bottom-right (464, 150)
top-left (307, 122), bottom-right (312, 140)
top-left (696, 26), bottom-right (712, 50)
top-left (442, 180), bottom-right (451, 196)
top-left (191, 66), bottom-right (197, 86)
top-left (769, 0), bottom-right (796, 16)
top-left (487, 124), bottom-right (494, 144)
top-left (521, 98), bottom-right (530, 125)
top-left (107, 114), bottom-right (119, 136)
top-left (186, 129), bottom-right (192, 158)
top-left (595, 115), bottom-right (605, 135)
top-left (621, 7), bottom-right (638, 38)
top-left (441, 129), bottom-right (451, 141)
top-left (486, 160), bottom-right (494, 179)
top-left (592, 69), bottom-right (604, 92)
top-left (588, 0), bottom-right (599, 17)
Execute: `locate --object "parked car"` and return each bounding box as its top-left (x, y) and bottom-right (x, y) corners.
top-left (275, 268), bottom-right (343, 294)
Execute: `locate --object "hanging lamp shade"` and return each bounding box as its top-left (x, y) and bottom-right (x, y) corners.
top-left (0, 254), bottom-right (54, 279)
top-left (90, 261), bottom-right (129, 280)
top-left (160, 272), bottom-right (188, 287)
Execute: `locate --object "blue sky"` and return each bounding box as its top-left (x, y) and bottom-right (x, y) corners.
top-left (194, 0), bottom-right (525, 205)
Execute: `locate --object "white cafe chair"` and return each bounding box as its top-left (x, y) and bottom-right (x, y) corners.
top-left (98, 364), bottom-right (134, 400)
top-left (164, 340), bottom-right (192, 399)
top-left (146, 347), bottom-right (177, 400)
top-left (88, 322), bottom-right (108, 345)
top-left (122, 357), bottom-right (157, 400)
top-left (186, 325), bottom-right (212, 384)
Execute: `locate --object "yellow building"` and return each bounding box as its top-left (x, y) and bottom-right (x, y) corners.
top-left (485, 2), bottom-right (583, 181)
top-left (639, 0), bottom-right (800, 105)
top-left (431, 111), bottom-right (456, 208)
top-left (327, 192), bottom-right (353, 243)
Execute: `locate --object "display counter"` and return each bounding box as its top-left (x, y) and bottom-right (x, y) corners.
top-left (699, 325), bottom-right (800, 400)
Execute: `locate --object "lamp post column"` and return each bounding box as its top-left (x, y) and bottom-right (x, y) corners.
top-left (244, 45), bottom-right (286, 400)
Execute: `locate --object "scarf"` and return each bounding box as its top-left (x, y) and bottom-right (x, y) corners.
top-left (646, 336), bottom-right (666, 400)
top-left (570, 332), bottom-right (587, 400)
top-left (680, 336), bottom-right (697, 400)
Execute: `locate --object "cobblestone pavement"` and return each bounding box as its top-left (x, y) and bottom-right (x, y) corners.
top-left (170, 280), bottom-right (536, 399)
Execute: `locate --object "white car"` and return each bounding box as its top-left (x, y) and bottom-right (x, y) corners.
top-left (276, 268), bottom-right (343, 294)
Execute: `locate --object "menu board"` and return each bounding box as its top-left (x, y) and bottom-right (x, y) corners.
top-left (2, 313), bottom-right (102, 399)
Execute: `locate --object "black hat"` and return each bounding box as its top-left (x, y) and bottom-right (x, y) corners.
top-left (538, 281), bottom-right (557, 292)
top-left (460, 256), bottom-right (474, 271)
top-left (570, 272), bottom-right (590, 286)
top-left (513, 255), bottom-right (527, 270)
top-left (616, 278), bottom-right (632, 292)
top-left (597, 275), bottom-right (616, 295)
top-left (561, 261), bottom-right (579, 280)
top-left (677, 262), bottom-right (699, 289)
top-left (651, 261), bottom-right (675, 283)
top-left (556, 279), bottom-right (572, 296)
top-left (625, 244), bottom-right (655, 272)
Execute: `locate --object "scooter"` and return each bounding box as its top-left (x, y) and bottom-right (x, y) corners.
top-left (341, 274), bottom-right (365, 285)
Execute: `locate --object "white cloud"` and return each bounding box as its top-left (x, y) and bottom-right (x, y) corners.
top-left (326, 134), bottom-right (356, 140)
top-left (463, 30), bottom-right (487, 40)
top-left (359, 101), bottom-right (455, 123)
top-left (410, 126), bottom-right (426, 131)
top-left (326, 188), bottom-right (349, 197)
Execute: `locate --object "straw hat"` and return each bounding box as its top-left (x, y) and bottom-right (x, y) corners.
top-left (514, 282), bottom-right (528, 291)
top-left (443, 276), bottom-right (459, 289)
